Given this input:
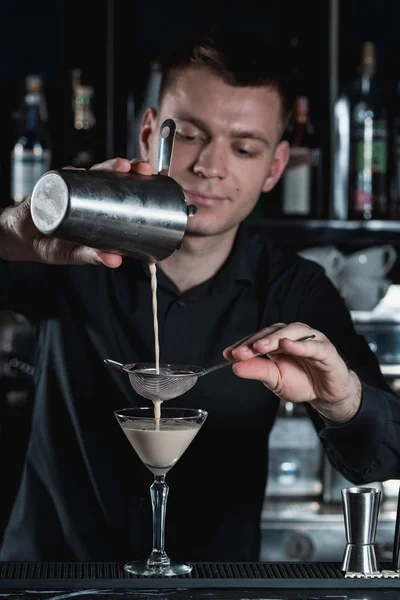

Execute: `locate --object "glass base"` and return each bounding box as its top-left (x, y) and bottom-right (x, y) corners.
top-left (124, 560), bottom-right (192, 577)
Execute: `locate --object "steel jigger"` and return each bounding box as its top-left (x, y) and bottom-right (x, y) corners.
top-left (392, 485), bottom-right (400, 571)
top-left (341, 486), bottom-right (382, 574)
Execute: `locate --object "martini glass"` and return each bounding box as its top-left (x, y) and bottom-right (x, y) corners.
top-left (114, 406), bottom-right (208, 576)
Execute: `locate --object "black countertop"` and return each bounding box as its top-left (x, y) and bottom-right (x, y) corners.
top-left (0, 590), bottom-right (397, 600)
top-left (0, 587), bottom-right (398, 600)
top-left (1, 562), bottom-right (400, 600)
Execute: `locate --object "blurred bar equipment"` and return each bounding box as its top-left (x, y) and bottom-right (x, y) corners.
top-left (341, 486), bottom-right (381, 574)
top-left (392, 486), bottom-right (400, 570)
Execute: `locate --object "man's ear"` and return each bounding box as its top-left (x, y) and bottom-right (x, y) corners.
top-left (262, 140), bottom-right (290, 193)
top-left (139, 107), bottom-right (157, 161)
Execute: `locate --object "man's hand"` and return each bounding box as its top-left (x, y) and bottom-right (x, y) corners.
top-left (223, 322), bottom-right (362, 424)
top-left (0, 158), bottom-right (154, 267)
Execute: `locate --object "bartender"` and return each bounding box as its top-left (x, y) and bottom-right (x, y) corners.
top-left (1, 28), bottom-right (400, 562)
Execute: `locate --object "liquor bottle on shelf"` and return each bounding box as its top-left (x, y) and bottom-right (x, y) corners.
top-left (71, 68), bottom-right (82, 103)
top-left (388, 79), bottom-right (400, 219)
top-left (10, 75), bottom-right (52, 204)
top-left (281, 96), bottom-right (322, 218)
top-left (347, 42), bottom-right (388, 220)
top-left (69, 83), bottom-right (97, 169)
top-left (332, 92), bottom-right (350, 220)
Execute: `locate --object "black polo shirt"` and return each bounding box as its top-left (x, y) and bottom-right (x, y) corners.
top-left (1, 225), bottom-right (400, 562)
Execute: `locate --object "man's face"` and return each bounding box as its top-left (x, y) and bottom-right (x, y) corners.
top-left (140, 66), bottom-right (289, 237)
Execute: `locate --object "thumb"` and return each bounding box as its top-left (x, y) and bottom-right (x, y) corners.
top-left (232, 356), bottom-right (279, 386)
top-left (34, 235), bottom-right (123, 267)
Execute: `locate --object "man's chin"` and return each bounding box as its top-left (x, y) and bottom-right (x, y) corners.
top-left (184, 220), bottom-right (220, 237)
top-left (183, 218), bottom-right (239, 239)
top-left (183, 229), bottom-right (206, 238)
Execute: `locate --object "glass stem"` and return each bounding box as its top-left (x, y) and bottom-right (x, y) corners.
top-left (147, 474), bottom-right (170, 568)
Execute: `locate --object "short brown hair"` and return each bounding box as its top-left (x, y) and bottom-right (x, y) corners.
top-left (157, 28), bottom-right (294, 133)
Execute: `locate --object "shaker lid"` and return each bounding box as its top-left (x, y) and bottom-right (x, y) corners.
top-left (31, 171), bottom-right (70, 234)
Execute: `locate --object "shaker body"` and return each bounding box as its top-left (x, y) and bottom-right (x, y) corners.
top-left (30, 168), bottom-right (189, 263)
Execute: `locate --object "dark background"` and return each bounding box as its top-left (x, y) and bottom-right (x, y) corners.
top-left (1, 0), bottom-right (400, 217)
top-left (0, 0), bottom-right (330, 207)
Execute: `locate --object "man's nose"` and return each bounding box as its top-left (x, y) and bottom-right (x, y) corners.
top-left (192, 141), bottom-right (228, 179)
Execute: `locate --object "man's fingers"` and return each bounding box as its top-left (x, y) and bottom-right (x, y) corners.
top-left (270, 337), bottom-right (328, 362)
top-left (129, 158), bottom-right (155, 175)
top-left (62, 166), bottom-right (86, 171)
top-left (63, 245), bottom-right (122, 268)
top-left (232, 356), bottom-right (280, 389)
top-left (90, 157), bottom-right (132, 172)
top-left (62, 245), bottom-right (122, 267)
top-left (223, 324), bottom-right (287, 360)
top-left (248, 323), bottom-right (317, 356)
top-left (33, 235), bottom-right (122, 267)
top-left (89, 157), bottom-right (154, 176)
top-left (222, 333), bottom-right (258, 360)
top-left (96, 252), bottom-right (123, 268)
top-left (65, 244), bottom-right (104, 265)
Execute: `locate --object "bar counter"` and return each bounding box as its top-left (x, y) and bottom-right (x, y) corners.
top-left (1, 561), bottom-right (400, 600)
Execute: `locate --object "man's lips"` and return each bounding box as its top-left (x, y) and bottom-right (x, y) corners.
top-left (184, 190), bottom-right (227, 207)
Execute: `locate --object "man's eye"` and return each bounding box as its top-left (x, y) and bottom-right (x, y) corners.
top-left (176, 132), bottom-right (198, 142)
top-left (236, 147), bottom-right (256, 158)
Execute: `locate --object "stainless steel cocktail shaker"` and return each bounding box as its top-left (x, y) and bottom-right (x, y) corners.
top-left (30, 119), bottom-right (197, 263)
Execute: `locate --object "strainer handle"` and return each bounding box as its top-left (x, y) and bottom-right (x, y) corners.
top-left (201, 360), bottom-right (238, 376)
top-left (203, 334), bottom-right (316, 376)
top-left (104, 358), bottom-right (125, 372)
top-left (157, 119), bottom-right (176, 176)
top-left (202, 356), bottom-right (268, 376)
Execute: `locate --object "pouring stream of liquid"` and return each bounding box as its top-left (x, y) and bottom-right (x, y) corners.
top-left (149, 262), bottom-right (161, 421)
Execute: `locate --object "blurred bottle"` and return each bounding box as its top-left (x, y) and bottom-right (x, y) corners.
top-left (348, 42), bottom-right (388, 220)
top-left (71, 68), bottom-right (82, 106)
top-left (332, 92), bottom-right (351, 220)
top-left (10, 75), bottom-right (52, 204)
top-left (388, 79), bottom-right (400, 218)
top-left (281, 96), bottom-right (322, 217)
top-left (70, 83), bottom-right (97, 168)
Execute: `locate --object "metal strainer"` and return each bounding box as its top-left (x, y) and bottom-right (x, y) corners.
top-left (104, 361), bottom-right (206, 401)
top-left (104, 334), bottom-right (315, 401)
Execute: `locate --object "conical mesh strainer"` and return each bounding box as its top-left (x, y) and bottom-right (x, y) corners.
top-left (104, 335), bottom-right (315, 401)
top-left (104, 361), bottom-right (206, 401)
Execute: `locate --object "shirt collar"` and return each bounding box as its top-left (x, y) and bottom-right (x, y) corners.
top-left (208, 224), bottom-right (258, 294)
top-left (138, 223), bottom-right (260, 297)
